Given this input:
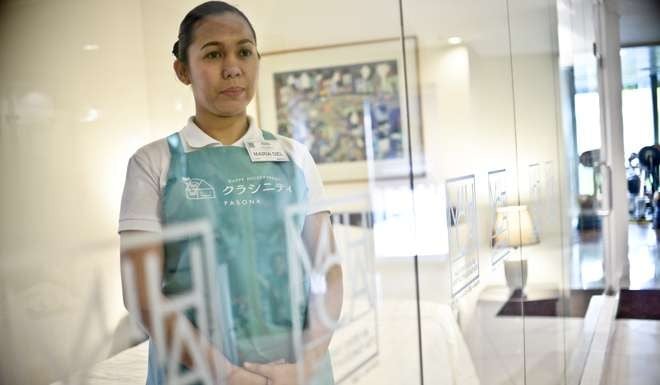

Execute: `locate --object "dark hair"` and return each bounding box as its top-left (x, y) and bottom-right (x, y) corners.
top-left (172, 1), bottom-right (257, 63)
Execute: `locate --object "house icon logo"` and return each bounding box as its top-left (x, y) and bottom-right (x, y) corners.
top-left (182, 177), bottom-right (216, 200)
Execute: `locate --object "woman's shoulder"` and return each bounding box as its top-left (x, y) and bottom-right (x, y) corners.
top-left (271, 132), bottom-right (327, 201)
top-left (127, 136), bottom-right (172, 189)
top-left (132, 137), bottom-right (170, 164)
top-left (272, 133), bottom-right (315, 165)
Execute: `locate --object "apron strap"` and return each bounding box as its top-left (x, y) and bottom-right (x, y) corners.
top-left (166, 133), bottom-right (187, 180)
top-left (166, 130), bottom-right (276, 179)
top-left (260, 129), bottom-right (276, 140)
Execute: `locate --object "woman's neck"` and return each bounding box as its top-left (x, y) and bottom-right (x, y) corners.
top-left (193, 111), bottom-right (249, 145)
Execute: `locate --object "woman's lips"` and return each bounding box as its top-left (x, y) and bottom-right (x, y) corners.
top-left (220, 87), bottom-right (245, 97)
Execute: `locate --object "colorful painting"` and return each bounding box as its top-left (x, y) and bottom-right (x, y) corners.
top-left (272, 60), bottom-right (403, 164)
top-left (257, 38), bottom-right (424, 182)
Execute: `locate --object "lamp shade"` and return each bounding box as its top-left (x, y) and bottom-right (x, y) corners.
top-left (494, 205), bottom-right (539, 248)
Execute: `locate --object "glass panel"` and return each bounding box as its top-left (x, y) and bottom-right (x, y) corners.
top-left (400, 0), bottom-right (525, 384)
top-left (507, 1), bottom-right (572, 383)
top-left (557, 2), bottom-right (607, 281)
top-left (250, 2), bottom-right (423, 383)
top-left (620, 45), bottom-right (660, 290)
top-left (555, 0), bottom-right (608, 383)
top-left (1, 0), bottom-right (627, 383)
top-left (1, 1), bottom-right (151, 383)
top-left (1, 1), bottom-right (425, 384)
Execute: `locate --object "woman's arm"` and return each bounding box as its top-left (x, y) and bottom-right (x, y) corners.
top-left (300, 211), bottom-right (343, 367)
top-left (244, 211), bottom-right (343, 384)
top-left (120, 230), bottom-right (268, 385)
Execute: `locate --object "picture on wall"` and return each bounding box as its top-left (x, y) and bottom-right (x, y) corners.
top-left (257, 38), bottom-right (424, 182)
top-left (445, 174), bottom-right (479, 299)
top-left (273, 59), bottom-right (403, 164)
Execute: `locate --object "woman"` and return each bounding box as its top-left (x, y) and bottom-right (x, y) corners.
top-left (119, 2), bottom-right (341, 384)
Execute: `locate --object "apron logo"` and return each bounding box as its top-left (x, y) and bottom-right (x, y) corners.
top-left (182, 177), bottom-right (216, 200)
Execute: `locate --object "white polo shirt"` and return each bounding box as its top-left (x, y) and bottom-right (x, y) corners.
top-left (118, 116), bottom-right (328, 233)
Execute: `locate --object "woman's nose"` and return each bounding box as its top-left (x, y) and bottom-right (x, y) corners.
top-left (222, 66), bottom-right (241, 79)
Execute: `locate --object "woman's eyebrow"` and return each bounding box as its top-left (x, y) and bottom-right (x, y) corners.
top-left (201, 41), bottom-right (221, 50)
top-left (200, 39), bottom-right (254, 50)
top-left (237, 38), bottom-right (255, 46)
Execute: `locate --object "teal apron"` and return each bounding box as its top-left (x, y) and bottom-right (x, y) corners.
top-left (145, 130), bottom-right (334, 385)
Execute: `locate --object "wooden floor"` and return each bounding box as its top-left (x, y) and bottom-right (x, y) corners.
top-left (603, 223), bottom-right (660, 384)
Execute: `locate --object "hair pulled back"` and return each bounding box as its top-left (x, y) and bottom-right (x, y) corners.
top-left (172, 1), bottom-right (257, 63)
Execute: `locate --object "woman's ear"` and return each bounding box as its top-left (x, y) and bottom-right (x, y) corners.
top-left (173, 60), bottom-right (191, 85)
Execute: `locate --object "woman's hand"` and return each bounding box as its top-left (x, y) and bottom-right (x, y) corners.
top-left (207, 348), bottom-right (269, 385)
top-left (243, 360), bottom-right (313, 385)
top-left (225, 366), bottom-right (270, 385)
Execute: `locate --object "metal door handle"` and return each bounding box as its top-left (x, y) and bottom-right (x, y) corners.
top-left (595, 161), bottom-right (612, 216)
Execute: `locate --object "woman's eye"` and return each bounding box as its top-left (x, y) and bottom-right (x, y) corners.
top-left (239, 48), bottom-right (253, 58)
top-left (205, 51), bottom-right (221, 59)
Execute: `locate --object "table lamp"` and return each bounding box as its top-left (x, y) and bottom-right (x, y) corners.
top-left (493, 205), bottom-right (539, 293)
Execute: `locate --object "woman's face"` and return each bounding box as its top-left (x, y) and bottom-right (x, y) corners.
top-left (182, 13), bottom-right (259, 118)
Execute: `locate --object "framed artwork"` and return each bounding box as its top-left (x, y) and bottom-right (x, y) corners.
top-left (256, 37), bottom-right (424, 183)
top-left (445, 175), bottom-right (479, 299)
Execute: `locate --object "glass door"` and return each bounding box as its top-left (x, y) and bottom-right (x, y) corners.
top-left (398, 0), bottom-right (611, 384)
top-left (621, 44), bottom-right (660, 290)
top-left (399, 0), bottom-right (526, 384)
top-left (1, 0), bottom-right (429, 384)
top-left (0, 0), bottom-right (623, 384)
top-left (521, 0), bottom-right (625, 383)
top-left (510, 0), bottom-right (606, 384)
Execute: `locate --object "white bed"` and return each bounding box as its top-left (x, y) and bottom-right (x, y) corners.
top-left (62, 300), bottom-right (478, 385)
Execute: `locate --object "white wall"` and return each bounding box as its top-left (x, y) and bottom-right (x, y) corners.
top-left (0, 1), bottom-right (151, 383)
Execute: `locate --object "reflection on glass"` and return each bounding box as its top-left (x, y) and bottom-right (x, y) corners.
top-left (445, 175), bottom-right (479, 299)
top-left (285, 194), bottom-right (378, 385)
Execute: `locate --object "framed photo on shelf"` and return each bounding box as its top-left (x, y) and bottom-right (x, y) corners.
top-left (256, 37), bottom-right (424, 183)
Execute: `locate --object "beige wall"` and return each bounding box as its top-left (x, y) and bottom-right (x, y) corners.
top-left (0, 0), bottom-right (151, 383)
top-left (1, 1), bottom-right (151, 383)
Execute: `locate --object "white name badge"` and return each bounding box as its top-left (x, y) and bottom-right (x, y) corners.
top-left (245, 139), bottom-right (290, 162)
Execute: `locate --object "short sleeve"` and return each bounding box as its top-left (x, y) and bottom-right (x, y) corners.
top-left (279, 138), bottom-right (331, 215)
top-left (118, 150), bottom-right (163, 233)
top-left (301, 149), bottom-right (331, 215)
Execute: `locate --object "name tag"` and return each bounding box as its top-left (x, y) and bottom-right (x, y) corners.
top-left (245, 139), bottom-right (290, 162)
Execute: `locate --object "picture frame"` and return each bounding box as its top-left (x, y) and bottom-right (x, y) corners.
top-left (445, 174), bottom-right (479, 299)
top-left (256, 37), bottom-right (424, 183)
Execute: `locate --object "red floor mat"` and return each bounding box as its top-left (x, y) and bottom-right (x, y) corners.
top-left (616, 289), bottom-right (660, 320)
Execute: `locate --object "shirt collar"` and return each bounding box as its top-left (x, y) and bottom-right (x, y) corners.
top-left (180, 116), bottom-right (263, 149)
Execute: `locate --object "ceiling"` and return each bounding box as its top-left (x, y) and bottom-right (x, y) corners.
top-left (1, 0), bottom-right (657, 62)
top-left (617, 0), bottom-right (660, 47)
top-left (621, 45), bottom-right (660, 86)
top-left (617, 0), bottom-right (660, 86)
